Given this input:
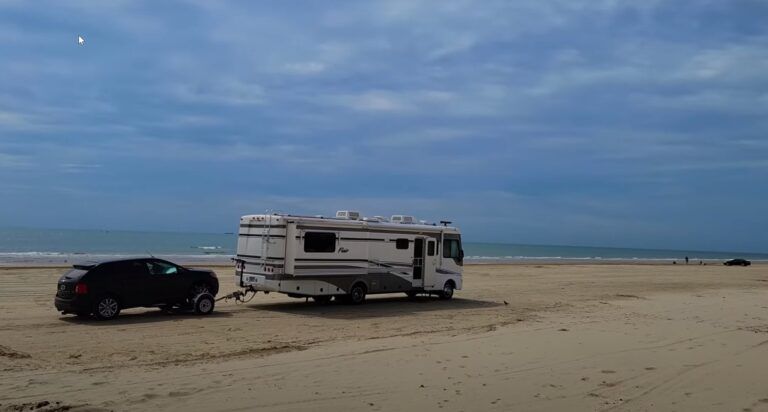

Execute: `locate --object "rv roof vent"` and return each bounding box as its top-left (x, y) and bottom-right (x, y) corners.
top-left (391, 215), bottom-right (415, 224)
top-left (336, 210), bottom-right (361, 220)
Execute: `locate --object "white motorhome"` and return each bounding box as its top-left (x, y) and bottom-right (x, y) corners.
top-left (234, 211), bottom-right (464, 304)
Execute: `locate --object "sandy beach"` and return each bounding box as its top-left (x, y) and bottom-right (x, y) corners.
top-left (1, 263), bottom-right (767, 411)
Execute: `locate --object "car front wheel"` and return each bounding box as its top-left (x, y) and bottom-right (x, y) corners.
top-left (190, 283), bottom-right (211, 297)
top-left (94, 296), bottom-right (121, 320)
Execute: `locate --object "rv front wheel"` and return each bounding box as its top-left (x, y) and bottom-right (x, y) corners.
top-left (349, 283), bottom-right (367, 305)
top-left (439, 282), bottom-right (455, 300)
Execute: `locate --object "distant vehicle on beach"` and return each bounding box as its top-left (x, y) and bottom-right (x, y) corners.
top-left (235, 210), bottom-right (464, 304)
top-left (723, 258), bottom-right (751, 266)
top-left (54, 258), bottom-right (219, 320)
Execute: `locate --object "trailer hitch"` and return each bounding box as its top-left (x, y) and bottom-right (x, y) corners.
top-left (216, 285), bottom-right (258, 303)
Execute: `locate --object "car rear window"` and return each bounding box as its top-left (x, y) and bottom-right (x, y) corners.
top-left (64, 268), bottom-right (88, 278)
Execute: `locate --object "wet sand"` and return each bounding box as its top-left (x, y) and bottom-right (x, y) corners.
top-left (1, 263), bottom-right (767, 411)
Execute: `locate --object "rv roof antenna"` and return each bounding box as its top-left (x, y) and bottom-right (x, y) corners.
top-left (440, 220), bottom-right (452, 227)
top-left (146, 250), bottom-right (155, 258)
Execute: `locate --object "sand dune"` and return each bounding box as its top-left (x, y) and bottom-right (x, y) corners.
top-left (1, 263), bottom-right (767, 411)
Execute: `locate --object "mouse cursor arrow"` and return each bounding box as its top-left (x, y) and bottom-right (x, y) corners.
top-left (78, 35), bottom-right (85, 46)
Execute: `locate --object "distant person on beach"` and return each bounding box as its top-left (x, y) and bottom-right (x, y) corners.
top-left (685, 256), bottom-right (689, 264)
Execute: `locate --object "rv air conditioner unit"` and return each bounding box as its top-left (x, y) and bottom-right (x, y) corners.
top-left (391, 215), bottom-right (415, 224)
top-left (336, 210), bottom-right (361, 220)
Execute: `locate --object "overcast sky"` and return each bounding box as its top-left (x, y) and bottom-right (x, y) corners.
top-left (0, 1), bottom-right (766, 251)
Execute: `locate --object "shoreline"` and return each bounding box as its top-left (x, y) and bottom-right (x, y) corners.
top-left (1, 259), bottom-right (764, 269)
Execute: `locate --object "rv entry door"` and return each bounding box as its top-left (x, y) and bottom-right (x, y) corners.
top-left (423, 239), bottom-right (437, 288)
top-left (412, 238), bottom-right (425, 288)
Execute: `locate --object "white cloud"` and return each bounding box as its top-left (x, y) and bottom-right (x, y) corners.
top-left (370, 128), bottom-right (474, 147)
top-left (0, 110), bottom-right (33, 129)
top-left (169, 79), bottom-right (265, 106)
top-left (283, 61), bottom-right (327, 75)
top-left (0, 152), bottom-right (33, 170)
top-left (335, 90), bottom-right (413, 112)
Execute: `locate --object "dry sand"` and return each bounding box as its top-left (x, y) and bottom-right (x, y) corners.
top-left (1, 263), bottom-right (767, 411)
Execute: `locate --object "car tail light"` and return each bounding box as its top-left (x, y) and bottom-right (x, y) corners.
top-left (74, 283), bottom-right (88, 294)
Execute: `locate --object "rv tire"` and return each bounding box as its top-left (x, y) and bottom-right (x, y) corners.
top-left (439, 281), bottom-right (455, 300)
top-left (348, 283), bottom-right (367, 305)
top-left (406, 291), bottom-right (418, 299)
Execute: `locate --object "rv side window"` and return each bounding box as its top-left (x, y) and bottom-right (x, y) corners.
top-left (427, 241), bottom-right (435, 256)
top-left (395, 238), bottom-right (409, 250)
top-left (304, 232), bottom-right (337, 253)
top-left (443, 239), bottom-right (460, 259)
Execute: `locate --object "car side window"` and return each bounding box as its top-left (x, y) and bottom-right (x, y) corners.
top-left (146, 261), bottom-right (178, 275)
top-left (103, 261), bottom-right (149, 277)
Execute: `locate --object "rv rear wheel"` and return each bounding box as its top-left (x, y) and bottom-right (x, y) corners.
top-left (439, 282), bottom-right (455, 300)
top-left (348, 283), bottom-right (367, 305)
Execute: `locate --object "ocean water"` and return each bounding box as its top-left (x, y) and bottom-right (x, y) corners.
top-left (0, 227), bottom-right (766, 265)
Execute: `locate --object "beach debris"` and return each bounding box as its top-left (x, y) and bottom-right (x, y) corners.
top-left (503, 300), bottom-right (509, 305)
top-left (0, 345), bottom-right (31, 359)
top-left (615, 294), bottom-right (642, 299)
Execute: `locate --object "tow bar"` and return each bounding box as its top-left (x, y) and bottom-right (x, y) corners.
top-left (215, 285), bottom-right (258, 304)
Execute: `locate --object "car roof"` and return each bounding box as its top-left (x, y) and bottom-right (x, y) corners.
top-left (72, 257), bottom-right (155, 269)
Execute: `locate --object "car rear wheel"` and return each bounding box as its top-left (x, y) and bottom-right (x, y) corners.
top-left (187, 283), bottom-right (212, 306)
top-left (94, 296), bottom-right (121, 320)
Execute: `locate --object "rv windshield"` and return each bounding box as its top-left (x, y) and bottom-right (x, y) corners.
top-left (443, 238), bottom-right (461, 260)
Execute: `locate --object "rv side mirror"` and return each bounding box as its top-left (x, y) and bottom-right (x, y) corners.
top-left (459, 249), bottom-right (464, 260)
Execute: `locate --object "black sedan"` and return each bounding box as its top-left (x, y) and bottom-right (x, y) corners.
top-left (55, 258), bottom-right (219, 320)
top-left (723, 258), bottom-right (751, 267)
